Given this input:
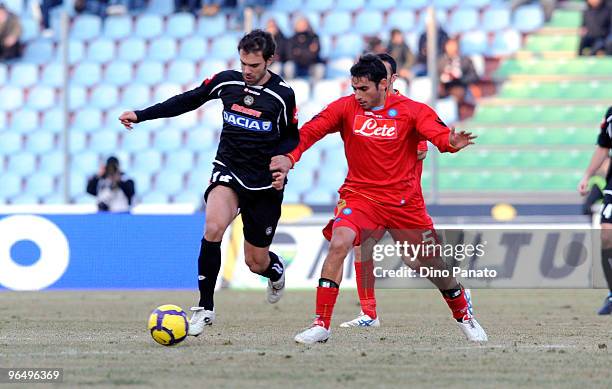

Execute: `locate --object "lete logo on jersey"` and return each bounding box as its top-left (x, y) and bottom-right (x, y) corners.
top-left (223, 111), bottom-right (272, 132)
top-left (353, 115), bottom-right (397, 139)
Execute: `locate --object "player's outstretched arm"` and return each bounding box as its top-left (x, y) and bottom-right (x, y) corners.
top-left (119, 111), bottom-right (138, 130)
top-left (449, 127), bottom-right (477, 151)
top-left (578, 146), bottom-right (609, 195)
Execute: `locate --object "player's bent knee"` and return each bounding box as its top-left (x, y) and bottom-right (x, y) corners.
top-left (204, 221), bottom-right (227, 241)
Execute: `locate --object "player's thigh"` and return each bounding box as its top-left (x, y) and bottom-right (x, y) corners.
top-left (204, 184), bottom-right (239, 236)
top-left (240, 189), bottom-right (283, 248)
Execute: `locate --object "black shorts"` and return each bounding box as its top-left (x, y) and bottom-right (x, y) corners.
top-left (601, 182), bottom-right (612, 224)
top-left (204, 163), bottom-right (283, 247)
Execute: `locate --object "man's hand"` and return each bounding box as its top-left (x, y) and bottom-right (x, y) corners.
top-left (577, 175), bottom-right (590, 196)
top-left (270, 155), bottom-right (293, 191)
top-left (449, 127), bottom-right (477, 150)
top-left (119, 111), bottom-right (138, 130)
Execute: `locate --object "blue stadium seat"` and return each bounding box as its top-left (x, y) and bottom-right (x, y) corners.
top-left (354, 10), bottom-right (383, 36)
top-left (332, 34), bottom-right (364, 59)
top-left (63, 40), bottom-right (85, 64)
top-left (321, 11), bottom-right (351, 36)
top-left (482, 7), bottom-right (511, 31)
top-left (179, 37), bottom-right (207, 61)
top-left (141, 192), bottom-right (169, 204)
top-left (461, 30), bottom-right (487, 55)
top-left (154, 83), bottom-right (182, 102)
top-left (0, 132), bottom-right (21, 154)
top-left (173, 110), bottom-right (198, 129)
top-left (286, 167), bottom-right (315, 193)
top-left (319, 34), bottom-right (332, 59)
top-left (11, 194), bottom-right (40, 205)
top-left (185, 130), bottom-right (216, 151)
top-left (314, 133), bottom-right (343, 152)
top-left (23, 39), bottom-right (54, 64)
top-left (135, 61), bottom-right (164, 86)
top-left (148, 37), bottom-right (177, 62)
top-left (121, 83), bottom-right (151, 108)
top-left (367, 0), bottom-right (397, 11)
top-left (296, 149), bottom-right (323, 171)
top-left (72, 151), bottom-right (100, 174)
top-left (195, 149), bottom-right (218, 169)
top-left (326, 57), bottom-right (353, 79)
top-left (166, 12), bottom-right (195, 39)
top-left (25, 172), bottom-right (55, 198)
top-left (0, 86), bottom-right (23, 110)
top-left (435, 97), bottom-right (458, 124)
top-left (130, 171), bottom-right (152, 193)
top-left (336, 0), bottom-right (365, 12)
top-left (41, 108), bottom-right (63, 132)
top-left (87, 38), bottom-right (115, 63)
top-left (488, 29), bottom-right (521, 56)
top-left (387, 10), bottom-right (416, 32)
top-left (90, 130), bottom-right (119, 153)
top-left (0, 173), bottom-right (22, 198)
top-left (68, 86), bottom-right (87, 110)
top-left (153, 129), bottom-right (182, 152)
top-left (448, 7), bottom-right (478, 34)
top-left (41, 63), bottom-right (62, 87)
top-left (90, 85), bottom-right (119, 109)
top-left (122, 128), bottom-right (151, 151)
top-left (208, 35), bottom-right (239, 61)
top-left (289, 78), bottom-right (310, 105)
top-left (103, 15), bottom-right (132, 40)
top-left (72, 62), bottom-right (101, 87)
top-left (271, 0), bottom-right (301, 13)
top-left (21, 17), bottom-right (39, 42)
top-left (302, 187), bottom-right (335, 205)
top-left (135, 14), bottom-right (164, 39)
top-left (168, 60), bottom-right (196, 85)
top-left (25, 131), bottom-right (55, 153)
top-left (10, 63), bottom-right (38, 87)
top-left (299, 11), bottom-right (322, 31)
top-left (133, 150), bottom-right (162, 172)
top-left (72, 108), bottom-right (102, 132)
top-left (259, 12), bottom-right (291, 36)
top-left (396, 0), bottom-right (429, 9)
top-left (433, 0), bottom-right (460, 9)
top-left (304, 0), bottom-right (333, 12)
top-left (186, 171), bottom-right (208, 191)
top-left (12, 109), bottom-right (38, 134)
top-left (118, 38), bottom-right (146, 63)
top-left (147, 0), bottom-right (174, 15)
top-left (0, 63), bottom-right (6, 84)
top-left (38, 151), bottom-right (64, 175)
top-left (463, 0), bottom-right (491, 7)
top-left (27, 86), bottom-right (55, 110)
top-left (173, 191), bottom-right (202, 205)
top-left (104, 61), bottom-right (133, 87)
top-left (165, 150), bottom-right (194, 172)
top-left (513, 4), bottom-right (544, 32)
top-left (154, 171), bottom-right (183, 195)
top-left (8, 152), bottom-right (36, 175)
top-left (199, 60), bottom-right (227, 79)
top-left (71, 15), bottom-right (102, 41)
top-left (70, 172), bottom-right (88, 197)
top-left (196, 14), bottom-right (227, 38)
top-left (318, 162), bottom-right (347, 188)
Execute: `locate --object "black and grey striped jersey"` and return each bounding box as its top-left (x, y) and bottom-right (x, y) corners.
top-left (134, 70), bottom-right (299, 190)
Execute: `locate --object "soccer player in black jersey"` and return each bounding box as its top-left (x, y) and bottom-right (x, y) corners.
top-left (119, 30), bottom-right (299, 335)
top-left (578, 105), bottom-right (612, 315)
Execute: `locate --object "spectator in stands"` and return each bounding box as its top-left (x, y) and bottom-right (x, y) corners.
top-left (365, 36), bottom-right (386, 54)
top-left (578, 0), bottom-right (611, 56)
top-left (386, 28), bottom-right (415, 82)
top-left (265, 18), bottom-right (288, 77)
top-left (285, 16), bottom-right (325, 81)
top-left (174, 0), bottom-right (202, 14)
top-left (510, 0), bottom-right (557, 22)
top-left (0, 3), bottom-right (22, 61)
top-left (74, 0), bottom-right (109, 17)
top-left (87, 156), bottom-right (135, 213)
top-left (438, 38), bottom-right (479, 106)
top-left (414, 25), bottom-right (449, 77)
top-left (37, 0), bottom-right (62, 36)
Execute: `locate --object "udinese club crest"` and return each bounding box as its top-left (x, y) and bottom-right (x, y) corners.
top-left (244, 95), bottom-right (255, 106)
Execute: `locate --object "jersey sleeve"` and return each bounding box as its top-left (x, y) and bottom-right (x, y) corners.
top-left (414, 103), bottom-right (456, 153)
top-left (134, 71), bottom-right (230, 122)
top-left (597, 106), bottom-right (612, 148)
top-left (275, 88), bottom-right (300, 155)
top-left (417, 141), bottom-right (428, 151)
top-left (287, 98), bottom-right (345, 163)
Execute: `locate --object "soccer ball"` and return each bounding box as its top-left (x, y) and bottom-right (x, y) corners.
top-left (147, 304), bottom-right (189, 346)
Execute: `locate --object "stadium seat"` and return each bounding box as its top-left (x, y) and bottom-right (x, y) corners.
top-left (72, 151), bottom-right (100, 174)
top-left (25, 131), bottom-right (55, 153)
top-left (27, 86), bottom-right (55, 110)
top-left (72, 62), bottom-right (101, 87)
top-left (22, 39), bottom-right (54, 64)
top-left (0, 85), bottom-right (23, 110)
top-left (71, 15), bottom-right (101, 41)
top-left (336, 0), bottom-right (365, 12)
top-left (482, 7), bottom-right (511, 31)
top-left (166, 12), bottom-right (195, 39)
top-left (0, 132), bottom-right (21, 155)
top-left (186, 171), bottom-right (208, 191)
top-left (195, 149), bottom-right (218, 169)
top-left (147, 0), bottom-right (174, 15)
top-left (90, 130), bottom-right (119, 153)
top-left (303, 187), bottom-right (336, 205)
top-left (69, 172), bottom-right (88, 197)
top-left (448, 7), bottom-right (478, 35)
top-left (103, 15), bottom-right (132, 40)
top-left (148, 37), bottom-right (178, 62)
top-left (25, 172), bottom-right (55, 198)
top-left (461, 30), bottom-right (487, 55)
top-left (179, 37), bottom-right (207, 61)
top-left (317, 163), bottom-right (347, 189)
top-left (133, 150), bottom-right (162, 172)
top-left (9, 63), bottom-right (38, 87)
top-left (196, 14), bottom-right (227, 38)
top-left (140, 191), bottom-right (169, 204)
top-left (154, 83), bottom-right (182, 102)
top-left (463, 0), bottom-right (491, 7)
top-left (354, 10), bottom-right (384, 36)
top-left (271, 0), bottom-right (301, 13)
top-left (259, 12), bottom-right (291, 36)
top-left (154, 171), bottom-right (183, 195)
top-left (135, 14), bottom-right (164, 39)
top-left (304, 0), bottom-right (334, 12)
top-left (386, 10), bottom-right (416, 32)
top-left (128, 171), bottom-right (151, 194)
top-left (41, 108), bottom-right (63, 132)
top-left (68, 86), bottom-right (87, 110)
top-left (63, 40), bottom-right (85, 64)
top-left (11, 194), bottom-right (40, 205)
top-left (121, 83), bottom-right (151, 108)
top-left (408, 76), bottom-right (432, 103)
top-left (122, 128), bottom-right (151, 152)
top-left (134, 61), bottom-right (162, 86)
top-left (333, 34), bottom-right (364, 59)
top-left (12, 109), bottom-right (38, 134)
top-left (69, 131), bottom-right (87, 153)
top-left (103, 61), bottom-right (133, 87)
top-left (168, 60), bottom-right (196, 85)
top-left (488, 29), bottom-right (521, 57)
top-left (289, 78), bottom-right (310, 106)
top-left (40, 63), bottom-right (62, 87)
top-left (209, 35), bottom-right (239, 61)
top-left (0, 173), bottom-right (22, 198)
top-left (87, 38), bottom-right (115, 63)
top-left (286, 167), bottom-right (315, 194)
top-left (90, 85), bottom-right (119, 110)
top-left (513, 4), bottom-right (544, 32)
top-left (21, 17), bottom-right (39, 42)
top-left (38, 151), bottom-right (64, 175)
top-left (321, 11), bottom-right (351, 36)
top-left (199, 60), bottom-right (227, 80)
top-left (185, 129), bottom-right (216, 151)
top-left (165, 150), bottom-right (194, 172)
top-left (72, 108), bottom-right (102, 132)
top-left (326, 57), bottom-right (353, 79)
top-left (8, 152), bottom-right (36, 175)
top-left (153, 129), bottom-right (182, 152)
top-left (173, 191), bottom-right (203, 205)
top-left (396, 0), bottom-right (428, 10)
top-left (367, 0), bottom-right (397, 11)
top-left (118, 38), bottom-right (147, 63)
top-left (313, 79), bottom-right (347, 104)
top-left (433, 0), bottom-right (460, 10)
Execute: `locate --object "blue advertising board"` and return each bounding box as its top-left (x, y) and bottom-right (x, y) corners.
top-left (0, 214), bottom-right (204, 290)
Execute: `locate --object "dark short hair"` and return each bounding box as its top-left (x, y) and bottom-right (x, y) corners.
top-left (350, 54), bottom-right (387, 86)
top-left (377, 53), bottom-right (397, 75)
top-left (237, 29), bottom-right (276, 61)
top-left (106, 156), bottom-right (119, 166)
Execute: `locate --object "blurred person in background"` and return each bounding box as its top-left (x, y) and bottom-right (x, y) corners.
top-left (87, 156), bottom-right (136, 213)
top-left (578, 0), bottom-right (611, 56)
top-left (386, 28), bottom-right (415, 82)
top-left (0, 3), bottom-right (22, 61)
top-left (285, 16), bottom-right (324, 81)
top-left (414, 25), bottom-right (448, 77)
top-left (438, 38), bottom-right (479, 107)
top-left (265, 18), bottom-right (288, 77)
top-left (174, 0), bottom-right (201, 13)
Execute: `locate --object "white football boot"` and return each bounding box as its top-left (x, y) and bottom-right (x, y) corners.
top-left (188, 307), bottom-right (215, 336)
top-left (456, 289), bottom-right (487, 342)
top-left (266, 257), bottom-right (286, 304)
top-left (339, 311), bottom-right (380, 328)
top-left (294, 324), bottom-right (331, 344)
